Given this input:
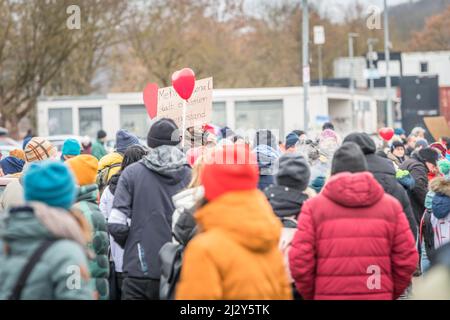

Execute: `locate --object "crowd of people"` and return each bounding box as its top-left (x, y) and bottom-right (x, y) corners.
top-left (0, 119), bottom-right (450, 300)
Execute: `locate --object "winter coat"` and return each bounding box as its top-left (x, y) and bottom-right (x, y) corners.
top-left (254, 145), bottom-right (281, 191)
top-left (0, 178), bottom-right (24, 211)
top-left (0, 203), bottom-right (94, 300)
top-left (289, 172), bottom-right (419, 300)
top-left (72, 184), bottom-right (110, 300)
top-left (429, 177), bottom-right (450, 250)
top-left (400, 153), bottom-right (429, 226)
top-left (91, 139), bottom-right (108, 161)
top-left (99, 185), bottom-right (124, 273)
top-left (176, 189), bottom-right (292, 300)
top-left (387, 152), bottom-right (405, 168)
top-left (264, 185), bottom-right (316, 283)
top-left (108, 145), bottom-right (191, 280)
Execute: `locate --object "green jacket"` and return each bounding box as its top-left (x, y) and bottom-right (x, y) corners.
top-left (0, 205), bottom-right (94, 300)
top-left (91, 140), bottom-right (107, 160)
top-left (72, 184), bottom-right (110, 300)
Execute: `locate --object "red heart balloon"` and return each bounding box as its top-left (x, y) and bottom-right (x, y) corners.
top-left (143, 83), bottom-right (159, 119)
top-left (379, 127), bottom-right (394, 141)
top-left (172, 68), bottom-right (196, 100)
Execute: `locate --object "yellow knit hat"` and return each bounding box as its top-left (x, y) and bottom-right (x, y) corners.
top-left (66, 155), bottom-right (99, 186)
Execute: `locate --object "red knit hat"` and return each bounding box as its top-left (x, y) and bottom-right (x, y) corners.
top-left (201, 144), bottom-right (259, 201)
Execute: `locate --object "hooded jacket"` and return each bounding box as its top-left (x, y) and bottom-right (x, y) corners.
top-left (108, 145), bottom-right (191, 279)
top-left (289, 172), bottom-right (418, 300)
top-left (429, 177), bottom-right (450, 249)
top-left (176, 190), bottom-right (292, 300)
top-left (0, 203), bottom-right (94, 300)
top-left (344, 133), bottom-right (417, 237)
top-left (400, 152), bottom-right (429, 225)
top-left (72, 184), bottom-right (110, 300)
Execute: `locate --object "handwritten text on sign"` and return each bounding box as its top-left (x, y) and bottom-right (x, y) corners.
top-left (157, 77), bottom-right (213, 128)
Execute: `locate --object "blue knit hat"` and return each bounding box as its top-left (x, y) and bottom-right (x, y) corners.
top-left (0, 157), bottom-right (25, 175)
top-left (116, 129), bottom-right (139, 154)
top-left (394, 128), bottom-right (405, 136)
top-left (62, 139), bottom-right (81, 157)
top-left (285, 132), bottom-right (300, 150)
top-left (23, 161), bottom-right (77, 210)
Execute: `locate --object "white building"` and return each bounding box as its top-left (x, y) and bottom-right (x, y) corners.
top-left (402, 51), bottom-right (450, 86)
top-left (37, 86), bottom-right (379, 141)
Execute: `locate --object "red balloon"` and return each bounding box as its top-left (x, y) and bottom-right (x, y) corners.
top-left (379, 127), bottom-right (394, 141)
top-left (143, 83), bottom-right (159, 119)
top-left (172, 68), bottom-right (196, 100)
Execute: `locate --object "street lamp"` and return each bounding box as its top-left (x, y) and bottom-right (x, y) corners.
top-left (384, 0), bottom-right (393, 127)
top-left (302, 0), bottom-right (309, 132)
top-left (348, 32), bottom-right (359, 129)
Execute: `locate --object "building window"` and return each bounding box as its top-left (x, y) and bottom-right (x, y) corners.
top-left (420, 62), bottom-right (428, 73)
top-left (235, 100), bottom-right (284, 139)
top-left (79, 108), bottom-right (102, 138)
top-left (120, 105), bottom-right (149, 139)
top-left (48, 108), bottom-right (73, 136)
top-left (212, 102), bottom-right (227, 127)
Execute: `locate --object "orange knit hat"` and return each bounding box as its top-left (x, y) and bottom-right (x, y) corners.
top-left (66, 154), bottom-right (99, 186)
top-left (9, 149), bottom-right (26, 161)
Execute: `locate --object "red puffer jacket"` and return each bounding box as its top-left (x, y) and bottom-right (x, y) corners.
top-left (289, 172), bottom-right (418, 300)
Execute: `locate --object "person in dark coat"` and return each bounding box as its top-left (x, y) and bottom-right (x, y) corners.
top-left (253, 129), bottom-right (281, 190)
top-left (400, 148), bottom-right (439, 227)
top-left (343, 133), bottom-right (418, 238)
top-left (108, 118), bottom-right (191, 300)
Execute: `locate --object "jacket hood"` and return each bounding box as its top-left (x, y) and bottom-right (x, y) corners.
top-left (141, 145), bottom-right (190, 184)
top-left (98, 152), bottom-right (123, 170)
top-left (254, 144), bottom-right (281, 175)
top-left (264, 185), bottom-right (313, 218)
top-left (343, 132), bottom-right (376, 155)
top-left (430, 177), bottom-right (450, 219)
top-left (322, 172), bottom-right (384, 207)
top-left (75, 184), bottom-right (99, 203)
top-left (195, 189), bottom-right (282, 252)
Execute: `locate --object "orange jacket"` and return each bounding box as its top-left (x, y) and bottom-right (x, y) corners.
top-left (176, 189), bottom-right (292, 300)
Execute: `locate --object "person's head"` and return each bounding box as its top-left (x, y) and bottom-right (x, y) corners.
top-left (394, 128), bottom-right (406, 139)
top-left (254, 129), bottom-right (277, 149)
top-left (201, 144), bottom-right (259, 201)
top-left (116, 129), bottom-right (140, 154)
top-left (24, 137), bottom-right (58, 162)
top-left (9, 149), bottom-right (26, 161)
top-left (437, 159), bottom-right (450, 178)
top-left (275, 153), bottom-right (311, 191)
top-left (292, 130), bottom-right (307, 140)
top-left (407, 135), bottom-right (417, 148)
top-left (66, 155), bottom-right (99, 186)
top-left (81, 136), bottom-right (91, 149)
top-left (440, 136), bottom-right (450, 149)
top-left (331, 142), bottom-right (368, 175)
top-left (121, 145), bottom-right (148, 172)
top-left (97, 129), bottom-right (107, 142)
top-left (322, 122), bottom-right (335, 131)
top-left (147, 118), bottom-right (180, 148)
top-left (285, 132), bottom-right (300, 151)
top-left (415, 138), bottom-right (428, 151)
top-left (430, 142), bottom-right (446, 159)
top-left (418, 147), bottom-right (439, 174)
top-left (61, 138), bottom-right (81, 161)
top-left (391, 140), bottom-right (405, 158)
top-left (0, 156), bottom-right (25, 176)
top-left (342, 132), bottom-right (376, 155)
top-left (23, 161), bottom-right (77, 210)
top-left (411, 127), bottom-right (426, 139)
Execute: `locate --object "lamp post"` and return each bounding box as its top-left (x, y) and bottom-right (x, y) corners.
top-left (302, 0), bottom-right (309, 132)
top-left (348, 32), bottom-right (359, 129)
top-left (384, 0), bottom-right (393, 127)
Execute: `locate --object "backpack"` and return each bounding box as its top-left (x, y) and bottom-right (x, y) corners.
top-left (159, 242), bottom-right (184, 300)
top-left (96, 163), bottom-right (121, 195)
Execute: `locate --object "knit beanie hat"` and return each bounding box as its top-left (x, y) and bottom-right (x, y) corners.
top-left (418, 147), bottom-right (439, 166)
top-left (147, 118), bottom-right (180, 149)
top-left (394, 128), bottom-right (405, 136)
top-left (0, 156), bottom-right (25, 175)
top-left (24, 137), bottom-right (57, 162)
top-left (430, 142), bottom-right (446, 158)
top-left (23, 161), bottom-right (76, 210)
top-left (9, 149), bottom-right (26, 161)
top-left (62, 138), bottom-right (81, 157)
top-left (116, 129), bottom-right (140, 154)
top-left (437, 159), bottom-right (450, 176)
top-left (201, 144), bottom-right (259, 201)
top-left (319, 129), bottom-right (338, 142)
top-left (331, 142), bottom-right (368, 175)
top-left (390, 140), bottom-right (405, 152)
top-left (66, 155), bottom-right (99, 186)
top-left (285, 132), bottom-right (300, 150)
top-left (415, 139), bottom-right (428, 149)
top-left (275, 153), bottom-right (311, 190)
top-left (97, 130), bottom-right (107, 139)
top-left (343, 132), bottom-right (376, 155)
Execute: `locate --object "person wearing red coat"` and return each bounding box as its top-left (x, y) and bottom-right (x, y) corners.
top-left (289, 142), bottom-right (419, 300)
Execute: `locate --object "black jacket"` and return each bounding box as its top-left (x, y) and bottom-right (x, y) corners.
top-left (343, 133), bottom-right (418, 238)
top-left (400, 153), bottom-right (429, 226)
top-left (108, 146), bottom-right (191, 279)
top-left (264, 185), bottom-right (309, 222)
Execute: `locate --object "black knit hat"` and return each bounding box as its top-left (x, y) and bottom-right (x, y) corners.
top-left (147, 118), bottom-right (180, 148)
top-left (418, 147), bottom-right (439, 166)
top-left (97, 129), bottom-right (107, 139)
top-left (275, 153), bottom-right (311, 190)
top-left (390, 140), bottom-right (405, 152)
top-left (342, 132), bottom-right (376, 155)
top-left (331, 142), bottom-right (368, 175)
